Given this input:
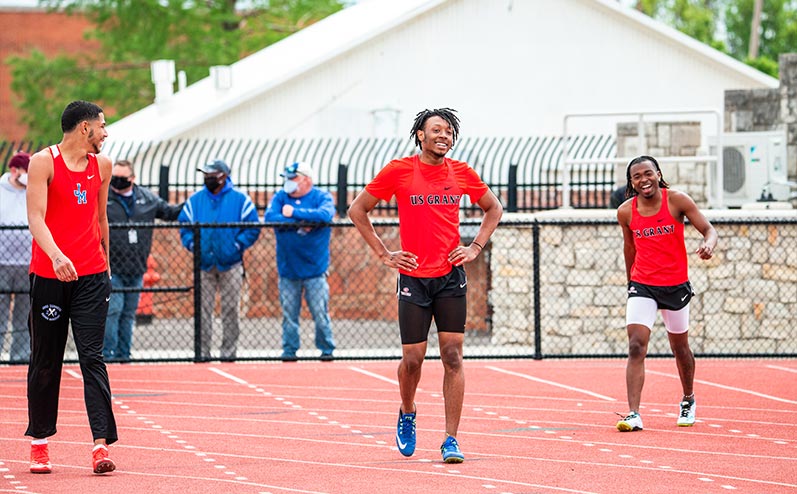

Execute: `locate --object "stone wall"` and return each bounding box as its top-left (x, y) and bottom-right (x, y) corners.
top-left (490, 210), bottom-right (797, 356)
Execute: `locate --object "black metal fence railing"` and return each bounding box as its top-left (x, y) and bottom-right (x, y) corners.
top-left (1, 136), bottom-right (618, 215)
top-left (1, 216), bottom-right (795, 364)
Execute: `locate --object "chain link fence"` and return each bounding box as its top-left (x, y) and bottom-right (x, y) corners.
top-left (1, 214), bottom-right (795, 364)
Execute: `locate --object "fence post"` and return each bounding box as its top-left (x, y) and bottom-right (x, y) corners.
top-left (533, 220), bottom-right (542, 360)
top-left (336, 163), bottom-right (348, 217)
top-left (159, 164), bottom-right (170, 201)
top-left (192, 224), bottom-right (204, 362)
top-left (507, 164), bottom-right (518, 213)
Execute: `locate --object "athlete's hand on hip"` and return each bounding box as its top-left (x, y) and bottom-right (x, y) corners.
top-left (52, 254), bottom-right (78, 282)
top-left (382, 250), bottom-right (418, 271)
top-left (449, 244), bottom-right (479, 266)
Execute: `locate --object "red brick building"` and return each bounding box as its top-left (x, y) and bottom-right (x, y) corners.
top-left (0, 5), bottom-right (96, 141)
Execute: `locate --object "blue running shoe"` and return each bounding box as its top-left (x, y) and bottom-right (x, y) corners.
top-left (395, 408), bottom-right (416, 457)
top-left (440, 435), bottom-right (464, 463)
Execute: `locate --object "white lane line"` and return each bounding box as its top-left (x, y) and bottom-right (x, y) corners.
top-left (348, 367), bottom-right (399, 386)
top-left (65, 369), bottom-right (82, 380)
top-left (209, 367), bottom-right (249, 385)
top-left (767, 364), bottom-right (797, 374)
top-left (486, 366), bottom-right (616, 402)
top-left (647, 370), bottom-right (797, 405)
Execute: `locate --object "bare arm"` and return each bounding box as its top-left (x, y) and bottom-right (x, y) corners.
top-left (617, 202), bottom-right (636, 282)
top-left (671, 190), bottom-right (717, 260)
top-left (26, 151), bottom-right (78, 282)
top-left (97, 154), bottom-right (112, 275)
top-left (348, 189), bottom-right (418, 272)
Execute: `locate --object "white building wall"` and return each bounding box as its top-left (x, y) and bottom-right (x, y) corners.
top-left (171, 0), bottom-right (775, 140)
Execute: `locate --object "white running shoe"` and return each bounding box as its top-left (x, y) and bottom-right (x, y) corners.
top-left (616, 412), bottom-right (643, 432)
top-left (677, 400), bottom-right (696, 426)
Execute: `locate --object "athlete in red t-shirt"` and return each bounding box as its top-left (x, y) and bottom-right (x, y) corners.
top-left (616, 155), bottom-right (717, 433)
top-left (349, 108), bottom-right (502, 463)
top-left (25, 101), bottom-right (117, 475)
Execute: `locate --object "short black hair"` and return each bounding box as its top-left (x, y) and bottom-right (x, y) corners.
top-left (61, 100), bottom-right (103, 133)
top-left (410, 108), bottom-right (460, 150)
top-left (624, 155), bottom-right (670, 199)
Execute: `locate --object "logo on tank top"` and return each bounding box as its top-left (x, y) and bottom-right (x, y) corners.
top-left (74, 183), bottom-right (88, 205)
top-left (408, 194), bottom-right (461, 206)
top-left (633, 224), bottom-right (675, 238)
top-left (41, 304), bottom-right (62, 321)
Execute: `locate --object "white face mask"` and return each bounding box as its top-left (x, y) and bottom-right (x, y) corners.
top-left (283, 179), bottom-right (299, 194)
top-left (17, 173), bottom-right (28, 187)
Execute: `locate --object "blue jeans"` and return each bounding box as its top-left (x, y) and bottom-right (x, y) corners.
top-left (279, 275), bottom-right (335, 357)
top-left (103, 273), bottom-right (143, 360)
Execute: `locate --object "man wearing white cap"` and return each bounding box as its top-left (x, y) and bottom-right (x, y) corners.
top-left (265, 161), bottom-right (336, 361)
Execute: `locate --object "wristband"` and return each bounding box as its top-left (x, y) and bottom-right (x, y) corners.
top-left (471, 241), bottom-right (484, 250)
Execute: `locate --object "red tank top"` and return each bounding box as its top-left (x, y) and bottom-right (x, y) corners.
top-left (629, 188), bottom-right (688, 286)
top-left (30, 145), bottom-right (108, 278)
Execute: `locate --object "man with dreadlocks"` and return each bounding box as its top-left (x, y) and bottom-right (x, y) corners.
top-left (349, 108), bottom-right (502, 463)
top-left (616, 155), bottom-right (717, 432)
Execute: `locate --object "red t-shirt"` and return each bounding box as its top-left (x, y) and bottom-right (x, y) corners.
top-left (366, 155), bottom-right (488, 278)
top-left (30, 145), bottom-right (108, 278)
top-left (629, 188), bottom-right (688, 286)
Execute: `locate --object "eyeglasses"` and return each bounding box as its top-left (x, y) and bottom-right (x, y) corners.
top-left (284, 162), bottom-right (306, 177)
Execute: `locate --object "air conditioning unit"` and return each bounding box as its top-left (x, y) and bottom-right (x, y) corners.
top-left (710, 131), bottom-right (789, 207)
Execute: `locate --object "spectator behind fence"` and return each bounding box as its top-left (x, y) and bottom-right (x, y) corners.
top-left (264, 162), bottom-right (336, 362)
top-left (0, 152), bottom-right (32, 362)
top-left (103, 159), bottom-right (184, 361)
top-left (178, 159), bottom-right (260, 360)
top-left (349, 108), bottom-right (503, 464)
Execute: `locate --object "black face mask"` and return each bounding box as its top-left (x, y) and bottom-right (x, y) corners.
top-left (204, 175), bottom-right (224, 191)
top-left (110, 176), bottom-right (132, 190)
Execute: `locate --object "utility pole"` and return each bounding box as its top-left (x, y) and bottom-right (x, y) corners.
top-left (748, 0), bottom-right (763, 59)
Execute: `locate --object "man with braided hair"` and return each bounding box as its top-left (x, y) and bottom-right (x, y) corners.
top-left (349, 108), bottom-right (502, 463)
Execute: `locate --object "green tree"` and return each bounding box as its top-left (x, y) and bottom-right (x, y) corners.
top-left (629, 0), bottom-right (797, 78)
top-left (7, 0), bottom-right (344, 142)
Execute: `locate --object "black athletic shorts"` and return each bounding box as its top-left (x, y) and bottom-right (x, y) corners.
top-left (397, 265), bottom-right (467, 307)
top-left (627, 280), bottom-right (694, 311)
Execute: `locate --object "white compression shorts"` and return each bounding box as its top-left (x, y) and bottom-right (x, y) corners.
top-left (625, 296), bottom-right (690, 334)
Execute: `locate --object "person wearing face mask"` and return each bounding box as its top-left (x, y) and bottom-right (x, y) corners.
top-left (178, 159), bottom-right (260, 360)
top-left (265, 162), bottom-right (336, 361)
top-left (103, 159), bottom-right (183, 361)
top-left (0, 151), bottom-right (32, 362)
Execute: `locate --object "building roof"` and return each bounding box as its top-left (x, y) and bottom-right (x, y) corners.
top-left (107, 0), bottom-right (778, 142)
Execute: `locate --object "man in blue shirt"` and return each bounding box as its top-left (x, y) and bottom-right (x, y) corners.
top-left (265, 162), bottom-right (336, 361)
top-left (179, 159), bottom-right (260, 360)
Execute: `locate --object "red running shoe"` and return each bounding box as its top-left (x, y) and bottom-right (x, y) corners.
top-left (92, 444), bottom-right (116, 474)
top-left (30, 443), bottom-right (52, 474)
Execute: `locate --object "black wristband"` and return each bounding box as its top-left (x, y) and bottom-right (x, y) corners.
top-left (471, 241), bottom-right (484, 250)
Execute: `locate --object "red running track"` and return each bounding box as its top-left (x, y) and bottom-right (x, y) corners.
top-left (0, 358), bottom-right (795, 494)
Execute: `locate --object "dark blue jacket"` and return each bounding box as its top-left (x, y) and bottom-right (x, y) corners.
top-left (178, 178), bottom-right (260, 272)
top-left (264, 187), bottom-right (335, 280)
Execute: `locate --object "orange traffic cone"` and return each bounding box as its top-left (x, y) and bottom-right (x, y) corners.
top-left (136, 255), bottom-right (161, 325)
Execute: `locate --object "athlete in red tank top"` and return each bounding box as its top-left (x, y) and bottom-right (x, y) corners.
top-left (616, 155), bottom-right (718, 434)
top-left (25, 100), bottom-right (117, 475)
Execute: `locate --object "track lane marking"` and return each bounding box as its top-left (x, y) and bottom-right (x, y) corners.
top-left (347, 366), bottom-right (399, 386)
top-left (486, 366), bottom-right (616, 401)
top-left (647, 370), bottom-right (797, 404)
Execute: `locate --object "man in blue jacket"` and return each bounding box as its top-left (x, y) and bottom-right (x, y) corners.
top-left (179, 159), bottom-right (260, 360)
top-left (265, 162), bottom-right (335, 361)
